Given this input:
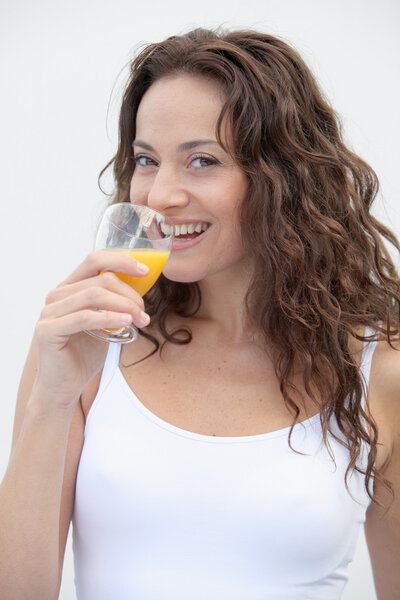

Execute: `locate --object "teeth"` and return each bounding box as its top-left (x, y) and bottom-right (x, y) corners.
top-left (161, 222), bottom-right (210, 236)
top-left (160, 223), bottom-right (172, 235)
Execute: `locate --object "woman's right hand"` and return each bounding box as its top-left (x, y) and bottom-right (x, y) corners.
top-left (32, 250), bottom-right (150, 412)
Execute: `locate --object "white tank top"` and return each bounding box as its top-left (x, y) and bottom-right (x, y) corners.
top-left (72, 327), bottom-right (378, 599)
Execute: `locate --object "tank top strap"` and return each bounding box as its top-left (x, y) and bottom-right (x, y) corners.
top-left (85, 342), bottom-right (123, 429)
top-left (96, 342), bottom-right (123, 398)
top-left (359, 323), bottom-right (381, 404)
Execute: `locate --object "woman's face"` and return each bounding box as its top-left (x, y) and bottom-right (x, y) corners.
top-left (130, 74), bottom-right (250, 283)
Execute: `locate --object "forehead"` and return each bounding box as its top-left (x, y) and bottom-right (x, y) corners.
top-left (135, 74), bottom-right (227, 141)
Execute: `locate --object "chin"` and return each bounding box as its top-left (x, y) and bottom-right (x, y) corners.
top-left (162, 266), bottom-right (204, 284)
top-left (163, 273), bottom-right (202, 284)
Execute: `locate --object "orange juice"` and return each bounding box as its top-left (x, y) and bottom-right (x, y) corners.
top-left (106, 248), bottom-right (170, 296)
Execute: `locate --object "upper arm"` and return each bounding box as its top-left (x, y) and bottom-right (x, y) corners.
top-left (56, 370), bottom-right (102, 590)
top-left (365, 337), bottom-right (400, 599)
top-left (365, 441), bottom-right (400, 599)
top-left (11, 334), bottom-right (101, 597)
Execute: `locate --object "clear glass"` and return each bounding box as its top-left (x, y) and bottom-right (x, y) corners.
top-left (85, 203), bottom-right (173, 343)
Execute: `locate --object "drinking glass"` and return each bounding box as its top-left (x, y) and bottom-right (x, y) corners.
top-left (85, 203), bottom-right (173, 343)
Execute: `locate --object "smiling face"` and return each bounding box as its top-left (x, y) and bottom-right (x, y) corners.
top-left (130, 74), bottom-right (251, 284)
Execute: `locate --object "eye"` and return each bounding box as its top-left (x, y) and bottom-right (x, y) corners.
top-left (133, 154), bottom-right (158, 167)
top-left (190, 154), bottom-right (220, 169)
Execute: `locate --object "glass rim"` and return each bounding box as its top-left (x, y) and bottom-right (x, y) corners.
top-left (104, 202), bottom-right (174, 240)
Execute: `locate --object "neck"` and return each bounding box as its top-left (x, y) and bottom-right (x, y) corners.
top-left (194, 262), bottom-right (259, 345)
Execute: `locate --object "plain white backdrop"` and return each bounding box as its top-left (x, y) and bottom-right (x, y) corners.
top-left (1, 0), bottom-right (399, 598)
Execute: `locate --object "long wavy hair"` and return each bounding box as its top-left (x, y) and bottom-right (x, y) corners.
top-left (100, 27), bottom-right (400, 506)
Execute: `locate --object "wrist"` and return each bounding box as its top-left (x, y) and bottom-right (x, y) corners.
top-left (27, 382), bottom-right (78, 421)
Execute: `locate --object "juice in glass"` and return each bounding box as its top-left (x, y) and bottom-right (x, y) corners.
top-left (106, 248), bottom-right (170, 295)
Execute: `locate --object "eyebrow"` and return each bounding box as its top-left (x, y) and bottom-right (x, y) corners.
top-left (133, 139), bottom-right (219, 152)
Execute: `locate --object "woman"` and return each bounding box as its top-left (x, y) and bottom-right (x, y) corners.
top-left (1, 28), bottom-right (399, 599)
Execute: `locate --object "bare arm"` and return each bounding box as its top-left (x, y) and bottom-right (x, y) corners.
top-left (365, 441), bottom-right (400, 599)
top-left (0, 251), bottom-right (150, 599)
top-left (0, 338), bottom-right (85, 599)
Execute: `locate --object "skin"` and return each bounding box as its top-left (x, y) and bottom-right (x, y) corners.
top-left (1, 73), bottom-right (399, 599)
top-left (130, 74), bottom-right (254, 340)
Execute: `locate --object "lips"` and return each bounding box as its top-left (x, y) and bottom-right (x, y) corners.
top-left (171, 224), bottom-right (211, 251)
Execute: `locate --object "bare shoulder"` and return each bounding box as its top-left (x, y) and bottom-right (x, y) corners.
top-left (367, 327), bottom-right (400, 468)
top-left (368, 328), bottom-right (400, 415)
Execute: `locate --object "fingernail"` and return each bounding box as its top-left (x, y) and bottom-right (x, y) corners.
top-left (137, 262), bottom-right (149, 274)
top-left (140, 311), bottom-right (150, 326)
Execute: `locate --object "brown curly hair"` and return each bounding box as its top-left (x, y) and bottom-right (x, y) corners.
top-left (99, 27), bottom-right (400, 506)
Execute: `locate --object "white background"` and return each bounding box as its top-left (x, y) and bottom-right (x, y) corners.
top-left (1, 0), bottom-right (399, 598)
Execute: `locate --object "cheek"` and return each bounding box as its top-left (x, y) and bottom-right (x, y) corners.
top-left (212, 214), bottom-right (245, 263)
top-left (129, 176), bottom-right (148, 205)
top-left (224, 174), bottom-right (248, 215)
top-left (222, 182), bottom-right (247, 230)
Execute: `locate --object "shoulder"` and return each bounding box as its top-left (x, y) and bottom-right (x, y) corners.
top-left (80, 370), bottom-right (103, 421)
top-left (369, 327), bottom-right (400, 414)
top-left (80, 328), bottom-right (160, 420)
top-left (367, 326), bottom-right (400, 470)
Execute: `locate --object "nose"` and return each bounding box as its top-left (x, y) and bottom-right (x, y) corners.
top-left (146, 165), bottom-right (189, 213)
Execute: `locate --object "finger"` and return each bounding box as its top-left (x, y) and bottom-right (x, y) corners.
top-left (36, 310), bottom-right (141, 343)
top-left (41, 286), bottom-right (146, 322)
top-left (46, 271), bottom-right (145, 308)
top-left (62, 250), bottom-right (149, 286)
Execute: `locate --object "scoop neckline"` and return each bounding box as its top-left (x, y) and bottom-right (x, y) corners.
top-left (115, 365), bottom-right (322, 444)
top-left (108, 323), bottom-right (378, 444)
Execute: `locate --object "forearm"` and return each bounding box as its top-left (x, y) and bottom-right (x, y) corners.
top-left (0, 388), bottom-right (75, 599)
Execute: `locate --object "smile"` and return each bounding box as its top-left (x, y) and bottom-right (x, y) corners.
top-left (162, 222), bottom-right (211, 253)
top-left (161, 222), bottom-right (210, 238)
